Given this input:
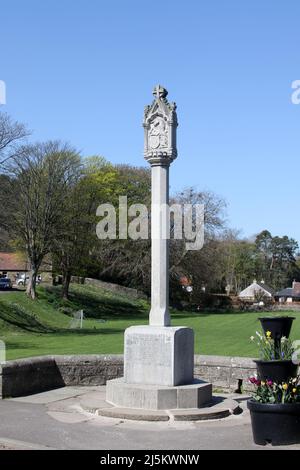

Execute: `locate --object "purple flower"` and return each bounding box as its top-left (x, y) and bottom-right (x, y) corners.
top-left (249, 377), bottom-right (261, 386)
top-left (267, 380), bottom-right (273, 386)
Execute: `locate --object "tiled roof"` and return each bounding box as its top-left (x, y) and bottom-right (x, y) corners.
top-left (257, 282), bottom-right (275, 295)
top-left (0, 252), bottom-right (28, 271)
top-left (0, 252), bottom-right (52, 272)
top-left (276, 287), bottom-right (300, 298)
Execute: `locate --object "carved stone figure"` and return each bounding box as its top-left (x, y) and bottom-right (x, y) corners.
top-left (149, 116), bottom-right (168, 149)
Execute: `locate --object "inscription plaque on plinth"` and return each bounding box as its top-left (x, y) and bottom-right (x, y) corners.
top-left (124, 326), bottom-right (194, 386)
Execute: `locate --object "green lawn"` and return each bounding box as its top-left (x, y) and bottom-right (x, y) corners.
top-left (0, 284), bottom-right (299, 360)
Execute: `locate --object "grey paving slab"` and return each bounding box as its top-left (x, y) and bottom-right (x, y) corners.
top-left (9, 386), bottom-right (103, 404)
top-left (80, 392), bottom-right (114, 413)
top-left (46, 410), bottom-right (92, 424)
top-left (0, 437), bottom-right (55, 450)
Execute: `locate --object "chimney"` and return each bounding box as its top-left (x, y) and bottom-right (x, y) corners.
top-left (292, 280), bottom-right (300, 294)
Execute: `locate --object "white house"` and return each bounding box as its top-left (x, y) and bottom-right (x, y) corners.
top-left (238, 280), bottom-right (274, 302)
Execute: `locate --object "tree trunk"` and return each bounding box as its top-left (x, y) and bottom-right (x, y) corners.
top-left (26, 265), bottom-right (39, 300)
top-left (62, 272), bottom-right (71, 300)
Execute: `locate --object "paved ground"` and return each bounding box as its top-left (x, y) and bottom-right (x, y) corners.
top-left (0, 386), bottom-right (299, 450)
top-left (0, 287), bottom-right (22, 294)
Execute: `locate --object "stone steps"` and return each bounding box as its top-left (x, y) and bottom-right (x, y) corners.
top-left (80, 392), bottom-right (242, 422)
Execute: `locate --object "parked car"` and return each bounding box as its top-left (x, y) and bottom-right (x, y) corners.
top-left (16, 273), bottom-right (42, 286)
top-left (0, 277), bottom-right (12, 289)
top-left (16, 273), bottom-right (28, 286)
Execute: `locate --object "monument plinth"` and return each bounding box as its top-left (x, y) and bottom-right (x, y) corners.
top-left (106, 86), bottom-right (212, 410)
top-left (124, 326), bottom-right (194, 386)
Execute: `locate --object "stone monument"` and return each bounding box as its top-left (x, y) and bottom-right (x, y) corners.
top-left (106, 86), bottom-right (212, 410)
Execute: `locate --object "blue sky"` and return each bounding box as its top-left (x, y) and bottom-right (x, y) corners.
top-left (1, 0), bottom-right (300, 244)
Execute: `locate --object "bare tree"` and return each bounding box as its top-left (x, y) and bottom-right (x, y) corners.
top-left (91, 184), bottom-right (226, 296)
top-left (0, 112), bottom-right (29, 167)
top-left (169, 187), bottom-right (227, 274)
top-left (9, 141), bottom-right (81, 299)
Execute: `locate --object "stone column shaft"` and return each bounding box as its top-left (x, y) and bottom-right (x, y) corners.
top-left (149, 164), bottom-right (170, 326)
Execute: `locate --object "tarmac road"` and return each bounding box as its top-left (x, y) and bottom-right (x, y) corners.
top-left (0, 386), bottom-right (299, 451)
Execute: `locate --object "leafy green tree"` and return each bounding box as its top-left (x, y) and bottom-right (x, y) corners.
top-left (90, 164), bottom-right (152, 291)
top-left (52, 156), bottom-right (119, 299)
top-left (219, 231), bottom-right (257, 294)
top-left (254, 230), bottom-right (299, 289)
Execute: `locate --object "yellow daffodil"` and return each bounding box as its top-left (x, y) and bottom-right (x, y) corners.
top-left (282, 383), bottom-right (288, 391)
top-left (266, 331), bottom-right (272, 338)
top-left (261, 381), bottom-right (265, 386)
top-left (293, 388), bottom-right (297, 393)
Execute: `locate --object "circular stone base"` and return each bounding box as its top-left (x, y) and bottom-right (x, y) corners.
top-left (80, 392), bottom-right (242, 422)
top-left (106, 377), bottom-right (213, 410)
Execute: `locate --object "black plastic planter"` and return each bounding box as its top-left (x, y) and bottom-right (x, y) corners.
top-left (254, 360), bottom-right (298, 383)
top-left (259, 317), bottom-right (295, 341)
top-left (248, 399), bottom-right (300, 446)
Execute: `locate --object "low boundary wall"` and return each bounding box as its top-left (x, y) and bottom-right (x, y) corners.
top-left (0, 354), bottom-right (256, 398)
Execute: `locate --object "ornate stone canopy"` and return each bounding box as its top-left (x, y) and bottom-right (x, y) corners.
top-left (143, 85), bottom-right (178, 166)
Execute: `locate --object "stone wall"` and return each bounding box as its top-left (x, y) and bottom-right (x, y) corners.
top-left (194, 355), bottom-right (256, 392)
top-left (0, 354), bottom-right (256, 398)
top-left (0, 356), bottom-right (64, 398)
top-left (55, 355), bottom-right (124, 386)
top-left (275, 303), bottom-right (300, 312)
